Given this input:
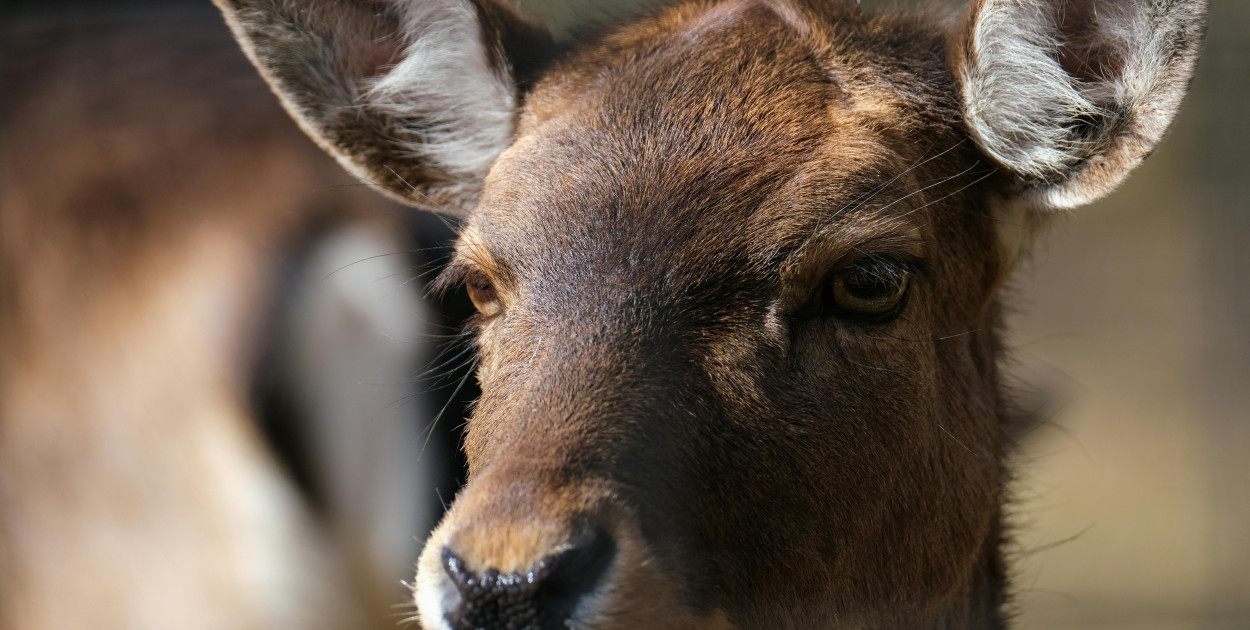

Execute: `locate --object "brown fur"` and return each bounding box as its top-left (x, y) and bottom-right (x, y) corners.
top-left (428, 3), bottom-right (1008, 626)
top-left (421, 3), bottom-right (1199, 627)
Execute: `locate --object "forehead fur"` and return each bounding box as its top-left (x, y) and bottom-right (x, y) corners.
top-left (472, 0), bottom-right (966, 280)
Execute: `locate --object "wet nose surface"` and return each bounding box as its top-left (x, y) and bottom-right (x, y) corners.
top-left (442, 526), bottom-right (617, 630)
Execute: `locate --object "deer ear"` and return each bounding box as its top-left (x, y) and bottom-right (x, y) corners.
top-left (952, 0), bottom-right (1206, 210)
top-left (214, 0), bottom-right (553, 214)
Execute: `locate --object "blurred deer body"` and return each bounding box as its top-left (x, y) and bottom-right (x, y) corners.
top-left (0, 8), bottom-right (446, 629)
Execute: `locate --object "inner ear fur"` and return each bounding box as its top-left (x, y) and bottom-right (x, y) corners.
top-left (214, 0), bottom-right (554, 214)
top-left (952, 0), bottom-right (1207, 210)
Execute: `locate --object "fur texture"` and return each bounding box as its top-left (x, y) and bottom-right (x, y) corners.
top-left (956, 0), bottom-right (1208, 209)
top-left (213, 0), bottom-right (553, 212)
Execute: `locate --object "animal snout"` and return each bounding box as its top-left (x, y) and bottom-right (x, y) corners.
top-left (430, 525), bottom-right (617, 630)
top-left (416, 475), bottom-right (703, 629)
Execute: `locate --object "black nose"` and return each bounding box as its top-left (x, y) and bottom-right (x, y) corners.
top-left (441, 526), bottom-right (616, 630)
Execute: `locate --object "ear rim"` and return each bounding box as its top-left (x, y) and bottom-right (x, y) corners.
top-left (952, 0), bottom-right (1208, 211)
top-left (213, 0), bottom-right (554, 216)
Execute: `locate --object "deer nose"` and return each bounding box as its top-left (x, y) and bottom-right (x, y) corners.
top-left (440, 526), bottom-right (617, 630)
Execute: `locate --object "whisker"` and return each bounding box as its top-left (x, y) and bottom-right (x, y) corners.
top-left (937, 422), bottom-right (975, 456)
top-left (344, 171), bottom-right (465, 223)
top-left (1019, 524), bottom-right (1095, 558)
top-left (386, 165), bottom-right (418, 193)
top-left (873, 161), bottom-right (981, 215)
top-left (831, 138), bottom-right (969, 219)
top-left (416, 339), bottom-right (477, 383)
top-left (377, 328), bottom-right (476, 345)
top-left (937, 329), bottom-right (982, 341)
top-left (393, 262), bottom-right (453, 292)
top-left (316, 249), bottom-right (441, 284)
top-left (420, 357), bottom-right (479, 461)
top-left (897, 168), bottom-right (999, 218)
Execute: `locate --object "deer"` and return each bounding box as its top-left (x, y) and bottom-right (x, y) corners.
top-left (210, 0), bottom-right (1209, 627)
top-left (14, 0), bottom-right (1196, 628)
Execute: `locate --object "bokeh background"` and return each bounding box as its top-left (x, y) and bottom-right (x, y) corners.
top-left (2, 0), bottom-right (1247, 628)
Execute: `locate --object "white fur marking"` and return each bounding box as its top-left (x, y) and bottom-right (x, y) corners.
top-left (367, 0), bottom-right (516, 202)
top-left (960, 0), bottom-right (1206, 209)
top-left (962, 0), bottom-right (1100, 180)
top-left (416, 549), bottom-right (457, 630)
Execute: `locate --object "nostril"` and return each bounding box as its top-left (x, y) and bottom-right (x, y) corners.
top-left (538, 526), bottom-right (616, 621)
top-left (441, 526), bottom-right (617, 630)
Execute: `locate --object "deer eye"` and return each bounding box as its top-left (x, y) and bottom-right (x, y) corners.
top-left (821, 257), bottom-right (911, 322)
top-left (465, 272), bottom-right (502, 317)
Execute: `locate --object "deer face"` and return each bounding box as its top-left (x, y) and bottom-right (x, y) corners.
top-left (423, 7), bottom-right (1005, 625)
top-left (216, 0), bottom-right (1205, 627)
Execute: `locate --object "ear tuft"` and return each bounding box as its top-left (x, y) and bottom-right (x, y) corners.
top-left (215, 0), bottom-right (553, 215)
top-left (954, 0), bottom-right (1207, 209)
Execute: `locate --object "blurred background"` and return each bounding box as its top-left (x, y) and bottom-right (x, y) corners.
top-left (2, 0), bottom-right (1246, 629)
top-left (1000, 0), bottom-right (1250, 624)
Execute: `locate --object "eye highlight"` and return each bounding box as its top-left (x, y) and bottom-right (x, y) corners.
top-left (809, 256), bottom-right (913, 323)
top-left (464, 271), bottom-right (502, 317)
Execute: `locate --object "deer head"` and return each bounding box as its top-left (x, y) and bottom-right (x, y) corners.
top-left (215, 0), bottom-right (1206, 627)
